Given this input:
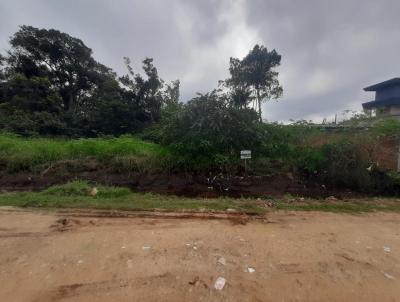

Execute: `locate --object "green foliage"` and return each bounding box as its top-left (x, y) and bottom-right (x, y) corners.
top-left (0, 133), bottom-right (167, 172)
top-left (226, 44), bottom-right (283, 120)
top-left (371, 118), bottom-right (400, 136)
top-left (0, 181), bottom-right (266, 214)
top-left (151, 91), bottom-right (263, 171)
top-left (7, 25), bottom-right (114, 112)
top-left (1, 25), bottom-right (180, 137)
top-left (42, 180), bottom-right (131, 198)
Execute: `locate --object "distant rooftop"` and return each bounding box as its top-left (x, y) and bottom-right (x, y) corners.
top-left (364, 78), bottom-right (400, 91)
top-left (362, 98), bottom-right (400, 110)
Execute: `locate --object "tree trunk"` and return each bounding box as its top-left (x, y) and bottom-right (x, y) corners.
top-left (256, 89), bottom-right (262, 122)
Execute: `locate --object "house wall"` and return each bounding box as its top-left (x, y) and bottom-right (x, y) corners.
top-left (389, 105), bottom-right (400, 117)
top-left (376, 84), bottom-right (400, 101)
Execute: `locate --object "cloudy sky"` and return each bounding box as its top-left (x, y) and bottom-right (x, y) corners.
top-left (1, 0), bottom-right (399, 122)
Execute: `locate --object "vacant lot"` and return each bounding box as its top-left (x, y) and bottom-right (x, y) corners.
top-left (0, 207), bottom-right (399, 301)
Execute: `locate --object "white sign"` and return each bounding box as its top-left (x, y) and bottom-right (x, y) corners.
top-left (240, 150), bottom-right (251, 159)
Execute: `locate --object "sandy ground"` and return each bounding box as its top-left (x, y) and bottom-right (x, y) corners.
top-left (0, 207), bottom-right (400, 301)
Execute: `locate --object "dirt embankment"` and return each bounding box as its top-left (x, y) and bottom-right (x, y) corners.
top-left (0, 207), bottom-right (400, 301)
top-left (0, 167), bottom-right (360, 198)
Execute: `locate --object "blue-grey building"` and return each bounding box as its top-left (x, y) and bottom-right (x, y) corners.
top-left (362, 78), bottom-right (400, 118)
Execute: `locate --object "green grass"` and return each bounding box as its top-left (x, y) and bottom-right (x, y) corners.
top-left (273, 198), bottom-right (400, 213)
top-left (0, 133), bottom-right (170, 172)
top-left (0, 181), bottom-right (400, 214)
top-left (0, 181), bottom-right (266, 214)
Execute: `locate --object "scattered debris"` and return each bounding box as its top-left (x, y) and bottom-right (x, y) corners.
top-left (247, 267), bottom-right (256, 273)
top-left (214, 277), bottom-right (226, 290)
top-left (89, 187), bottom-right (98, 196)
top-left (217, 257), bottom-right (226, 266)
top-left (189, 276), bottom-right (200, 286)
top-left (188, 276), bottom-right (208, 288)
top-left (265, 201), bottom-right (274, 207)
top-left (326, 196), bottom-right (337, 201)
top-left (383, 272), bottom-right (395, 280)
top-left (383, 246), bottom-right (391, 253)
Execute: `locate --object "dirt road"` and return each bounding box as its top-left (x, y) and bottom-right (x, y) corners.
top-left (0, 207), bottom-right (399, 301)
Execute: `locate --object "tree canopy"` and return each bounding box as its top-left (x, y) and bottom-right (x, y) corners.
top-left (0, 25), bottom-right (283, 142)
top-left (0, 25), bottom-right (180, 136)
top-left (226, 44), bottom-right (283, 121)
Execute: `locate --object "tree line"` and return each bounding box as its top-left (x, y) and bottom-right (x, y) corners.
top-left (0, 25), bottom-right (282, 137)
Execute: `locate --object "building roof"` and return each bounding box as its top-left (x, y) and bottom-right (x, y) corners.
top-left (364, 78), bottom-right (400, 91)
top-left (362, 97), bottom-right (400, 109)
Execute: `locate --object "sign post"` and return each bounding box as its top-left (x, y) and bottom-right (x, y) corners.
top-left (240, 150), bottom-right (251, 175)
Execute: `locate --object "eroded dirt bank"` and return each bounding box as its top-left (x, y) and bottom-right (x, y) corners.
top-left (0, 171), bottom-right (364, 198)
top-left (0, 207), bottom-right (400, 301)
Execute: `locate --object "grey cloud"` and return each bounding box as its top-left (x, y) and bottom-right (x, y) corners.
top-left (1, 0), bottom-right (398, 122)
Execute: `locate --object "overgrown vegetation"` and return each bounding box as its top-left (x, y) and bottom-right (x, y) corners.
top-left (1, 25), bottom-right (400, 197)
top-left (0, 181), bottom-right (265, 214)
top-left (0, 133), bottom-right (169, 173)
top-left (1, 181), bottom-right (400, 214)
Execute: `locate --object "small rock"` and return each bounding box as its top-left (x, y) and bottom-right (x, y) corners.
top-left (77, 260), bottom-right (84, 265)
top-left (383, 246), bottom-right (391, 253)
top-left (142, 246), bottom-right (151, 250)
top-left (247, 267), bottom-right (256, 273)
top-left (326, 196), bottom-right (337, 201)
top-left (193, 246), bottom-right (198, 250)
top-left (214, 277), bottom-right (226, 290)
top-left (89, 187), bottom-right (98, 196)
top-left (217, 257), bottom-right (226, 266)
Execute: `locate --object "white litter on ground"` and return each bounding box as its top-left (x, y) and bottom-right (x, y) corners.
top-left (383, 272), bottom-right (395, 280)
top-left (214, 277), bottom-right (226, 290)
top-left (383, 246), bottom-right (391, 253)
top-left (247, 267), bottom-right (256, 273)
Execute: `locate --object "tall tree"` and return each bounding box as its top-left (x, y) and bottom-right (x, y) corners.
top-left (120, 57), bottom-right (179, 122)
top-left (163, 79), bottom-right (180, 106)
top-left (7, 25), bottom-right (114, 112)
top-left (227, 45), bottom-right (283, 121)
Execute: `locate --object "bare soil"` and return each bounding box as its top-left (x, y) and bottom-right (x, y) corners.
top-left (1, 207), bottom-right (400, 301)
top-left (0, 171), bottom-right (362, 198)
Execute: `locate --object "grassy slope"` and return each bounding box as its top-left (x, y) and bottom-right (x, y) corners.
top-left (0, 181), bottom-right (265, 214)
top-left (0, 133), bottom-right (168, 172)
top-left (0, 181), bottom-right (400, 214)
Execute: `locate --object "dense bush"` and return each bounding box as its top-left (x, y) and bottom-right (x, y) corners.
top-left (145, 91), bottom-right (264, 171)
